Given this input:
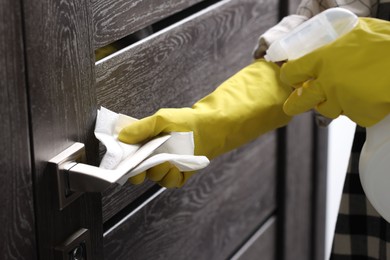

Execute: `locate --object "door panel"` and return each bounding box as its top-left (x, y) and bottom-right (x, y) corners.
top-left (97, 0), bottom-right (279, 223)
top-left (0, 0), bottom-right (36, 258)
top-left (13, 0), bottom-right (328, 258)
top-left (95, 0), bottom-right (279, 116)
top-left (232, 217), bottom-right (276, 260)
top-left (284, 113), bottom-right (315, 259)
top-left (103, 135), bottom-right (277, 260)
top-left (92, 0), bottom-right (207, 48)
top-left (102, 181), bottom-right (155, 222)
top-left (22, 0), bottom-right (103, 259)
top-left (282, 112), bottom-right (328, 260)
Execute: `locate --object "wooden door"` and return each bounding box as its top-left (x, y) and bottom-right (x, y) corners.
top-left (0, 0), bottom-right (37, 258)
top-left (4, 0), bottom-right (327, 259)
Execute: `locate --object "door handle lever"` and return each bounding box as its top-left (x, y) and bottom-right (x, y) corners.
top-left (49, 137), bottom-right (170, 194)
top-left (49, 140), bottom-right (166, 210)
top-left (50, 142), bottom-right (131, 193)
top-left (49, 136), bottom-right (209, 210)
top-left (49, 142), bottom-right (130, 194)
top-left (48, 139), bottom-right (164, 210)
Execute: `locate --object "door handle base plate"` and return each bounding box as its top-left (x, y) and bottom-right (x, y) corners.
top-left (49, 143), bottom-right (86, 210)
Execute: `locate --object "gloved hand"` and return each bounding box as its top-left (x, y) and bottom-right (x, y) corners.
top-left (119, 59), bottom-right (292, 188)
top-left (281, 17), bottom-right (390, 127)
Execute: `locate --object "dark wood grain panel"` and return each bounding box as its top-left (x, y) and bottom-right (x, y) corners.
top-left (96, 0), bottom-right (279, 117)
top-left (22, 0), bottom-right (103, 259)
top-left (313, 122), bottom-right (328, 260)
top-left (102, 181), bottom-right (154, 222)
top-left (97, 0), bottom-right (279, 221)
top-left (283, 112), bottom-right (315, 260)
top-left (282, 112), bottom-right (327, 260)
top-left (231, 217), bottom-right (276, 260)
top-left (92, 0), bottom-right (205, 49)
top-left (104, 132), bottom-right (277, 260)
top-left (0, 0), bottom-right (37, 258)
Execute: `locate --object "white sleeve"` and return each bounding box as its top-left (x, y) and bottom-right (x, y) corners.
top-left (253, 0), bottom-right (376, 58)
top-left (253, 0), bottom-right (334, 58)
top-left (253, 14), bottom-right (308, 58)
top-left (296, 0), bottom-right (377, 17)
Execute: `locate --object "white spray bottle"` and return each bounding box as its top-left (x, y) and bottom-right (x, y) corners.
top-left (264, 7), bottom-right (358, 62)
top-left (359, 114), bottom-right (390, 223)
top-left (265, 7), bottom-right (390, 222)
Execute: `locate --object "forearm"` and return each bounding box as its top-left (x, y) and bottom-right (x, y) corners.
top-left (296, 0), bottom-right (378, 18)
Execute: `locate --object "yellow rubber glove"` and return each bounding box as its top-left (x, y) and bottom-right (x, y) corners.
top-left (119, 59), bottom-right (292, 187)
top-left (95, 44), bottom-right (118, 61)
top-left (281, 17), bottom-right (390, 127)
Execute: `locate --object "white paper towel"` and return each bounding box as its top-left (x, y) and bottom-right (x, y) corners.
top-left (95, 107), bottom-right (210, 185)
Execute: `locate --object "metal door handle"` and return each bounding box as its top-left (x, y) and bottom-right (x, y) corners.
top-left (49, 137), bottom-right (170, 194)
top-left (49, 134), bottom-right (209, 210)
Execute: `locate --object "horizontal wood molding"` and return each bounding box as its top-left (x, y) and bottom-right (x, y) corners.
top-left (92, 0), bottom-right (205, 49)
top-left (96, 0), bottom-right (279, 221)
top-left (102, 181), bottom-right (155, 222)
top-left (95, 0), bottom-right (278, 115)
top-left (103, 134), bottom-right (277, 260)
top-left (231, 217), bottom-right (277, 260)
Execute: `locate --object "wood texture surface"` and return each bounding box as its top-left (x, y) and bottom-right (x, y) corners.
top-left (282, 113), bottom-right (327, 260)
top-left (282, 112), bottom-right (317, 260)
top-left (313, 123), bottom-right (328, 260)
top-left (104, 134), bottom-right (277, 260)
top-left (231, 217), bottom-right (276, 260)
top-left (0, 0), bottom-right (37, 259)
top-left (96, 0), bottom-right (279, 222)
top-left (102, 181), bottom-right (155, 222)
top-left (92, 0), bottom-right (205, 49)
top-left (22, 0), bottom-right (103, 259)
top-left (8, 0), bottom-right (329, 258)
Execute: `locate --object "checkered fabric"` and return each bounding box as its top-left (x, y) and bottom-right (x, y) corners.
top-left (330, 127), bottom-right (390, 260)
top-left (330, 5), bottom-right (390, 259)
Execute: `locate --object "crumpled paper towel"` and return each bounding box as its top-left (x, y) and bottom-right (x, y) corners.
top-left (94, 107), bottom-right (210, 185)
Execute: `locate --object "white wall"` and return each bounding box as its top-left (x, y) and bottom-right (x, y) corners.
top-left (325, 116), bottom-right (356, 259)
